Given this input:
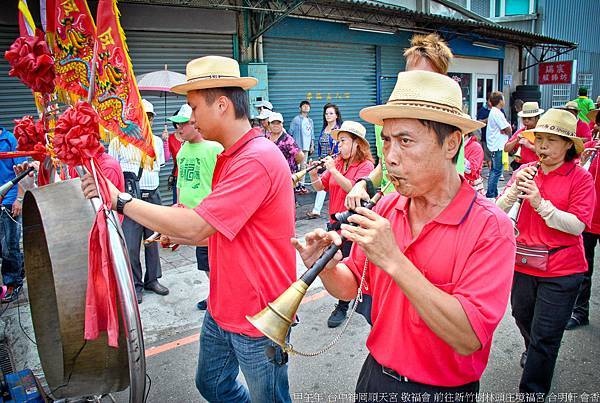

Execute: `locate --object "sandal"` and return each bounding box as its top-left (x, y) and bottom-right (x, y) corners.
top-left (306, 212), bottom-right (320, 219)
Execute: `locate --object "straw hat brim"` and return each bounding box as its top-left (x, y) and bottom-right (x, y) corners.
top-left (331, 129), bottom-right (370, 147)
top-left (171, 77), bottom-right (258, 95)
top-left (359, 104), bottom-right (485, 134)
top-left (518, 109), bottom-right (544, 118)
top-left (521, 129), bottom-right (584, 154)
top-left (587, 109), bottom-right (598, 122)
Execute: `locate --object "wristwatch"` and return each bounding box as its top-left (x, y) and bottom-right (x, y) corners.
top-left (116, 192), bottom-right (133, 214)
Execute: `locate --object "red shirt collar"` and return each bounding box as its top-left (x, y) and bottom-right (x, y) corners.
top-left (394, 178), bottom-right (478, 226)
top-left (541, 161), bottom-right (576, 177)
top-left (221, 127), bottom-right (263, 158)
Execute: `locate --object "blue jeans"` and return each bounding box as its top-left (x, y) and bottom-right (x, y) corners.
top-left (486, 150), bottom-right (503, 198)
top-left (196, 311), bottom-right (291, 402)
top-left (0, 206), bottom-right (23, 287)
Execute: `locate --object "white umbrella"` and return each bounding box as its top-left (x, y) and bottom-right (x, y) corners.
top-left (137, 64), bottom-right (187, 132)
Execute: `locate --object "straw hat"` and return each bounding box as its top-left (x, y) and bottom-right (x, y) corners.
top-left (563, 101), bottom-right (579, 111)
top-left (518, 102), bottom-right (544, 118)
top-left (171, 56), bottom-right (258, 95)
top-left (521, 108), bottom-right (583, 154)
top-left (359, 70), bottom-right (484, 134)
top-left (268, 112), bottom-right (284, 123)
top-left (331, 121), bottom-right (369, 147)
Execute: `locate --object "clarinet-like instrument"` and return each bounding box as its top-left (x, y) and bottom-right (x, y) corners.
top-left (507, 157), bottom-right (544, 236)
top-left (246, 182), bottom-right (394, 349)
top-left (291, 153), bottom-right (339, 186)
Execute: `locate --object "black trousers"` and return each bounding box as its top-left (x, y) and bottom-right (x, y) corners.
top-left (122, 189), bottom-right (162, 291)
top-left (511, 271), bottom-right (583, 395)
top-left (355, 354), bottom-right (479, 401)
top-left (572, 232), bottom-right (599, 321)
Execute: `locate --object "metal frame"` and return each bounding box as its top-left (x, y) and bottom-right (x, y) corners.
top-left (519, 43), bottom-right (578, 71)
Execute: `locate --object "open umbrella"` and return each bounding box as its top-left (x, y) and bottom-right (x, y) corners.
top-left (137, 64), bottom-right (186, 133)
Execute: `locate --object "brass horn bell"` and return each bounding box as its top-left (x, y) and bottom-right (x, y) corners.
top-left (246, 280), bottom-right (309, 348)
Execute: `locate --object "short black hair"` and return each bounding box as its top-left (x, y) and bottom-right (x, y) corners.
top-left (198, 87), bottom-right (249, 120)
top-left (565, 142), bottom-right (578, 161)
top-left (579, 87), bottom-right (588, 96)
top-left (299, 100), bottom-right (310, 108)
top-left (419, 119), bottom-right (462, 164)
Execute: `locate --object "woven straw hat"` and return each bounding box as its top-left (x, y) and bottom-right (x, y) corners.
top-left (522, 108), bottom-right (583, 154)
top-left (171, 56), bottom-right (257, 94)
top-left (359, 70), bottom-right (484, 134)
top-left (331, 121), bottom-right (369, 147)
top-left (563, 101), bottom-right (579, 111)
top-left (518, 102), bottom-right (544, 118)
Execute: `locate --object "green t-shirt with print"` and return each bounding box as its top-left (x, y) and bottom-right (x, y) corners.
top-left (176, 140), bottom-right (223, 208)
top-left (374, 124), bottom-right (465, 192)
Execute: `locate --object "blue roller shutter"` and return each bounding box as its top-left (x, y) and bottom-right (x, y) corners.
top-left (263, 37), bottom-right (377, 156)
top-left (0, 25), bottom-right (39, 129)
top-left (380, 45), bottom-right (406, 104)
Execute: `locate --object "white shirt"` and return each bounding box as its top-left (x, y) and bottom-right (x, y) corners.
top-left (108, 135), bottom-right (165, 190)
top-left (486, 107), bottom-right (510, 152)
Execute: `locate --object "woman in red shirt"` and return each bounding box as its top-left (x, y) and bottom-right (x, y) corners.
top-left (309, 120), bottom-right (374, 328)
top-left (463, 131), bottom-right (484, 194)
top-left (497, 108), bottom-right (595, 396)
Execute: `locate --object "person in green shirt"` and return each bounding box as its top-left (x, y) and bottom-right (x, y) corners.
top-left (169, 104), bottom-right (223, 310)
top-left (573, 87), bottom-right (596, 123)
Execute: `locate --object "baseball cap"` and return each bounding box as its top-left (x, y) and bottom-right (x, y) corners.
top-left (168, 104), bottom-right (193, 123)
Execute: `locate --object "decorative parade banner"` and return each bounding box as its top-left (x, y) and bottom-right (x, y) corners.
top-left (45, 0), bottom-right (97, 103)
top-left (94, 0), bottom-right (156, 160)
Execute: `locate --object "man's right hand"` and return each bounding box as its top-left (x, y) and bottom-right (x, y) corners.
top-left (13, 161), bottom-right (39, 176)
top-left (345, 180), bottom-right (369, 210)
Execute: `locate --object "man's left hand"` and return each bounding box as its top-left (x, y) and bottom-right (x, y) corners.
top-left (341, 207), bottom-right (402, 274)
top-left (80, 173), bottom-right (120, 210)
top-left (11, 200), bottom-right (22, 217)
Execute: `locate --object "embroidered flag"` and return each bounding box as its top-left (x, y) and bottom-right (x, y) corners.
top-left (94, 0), bottom-right (155, 160)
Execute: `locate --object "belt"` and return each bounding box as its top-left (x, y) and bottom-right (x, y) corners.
top-left (382, 366), bottom-right (412, 383)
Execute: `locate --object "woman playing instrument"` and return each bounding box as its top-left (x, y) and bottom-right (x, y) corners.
top-left (309, 120), bottom-right (374, 328)
top-left (463, 130), bottom-right (484, 195)
top-left (268, 112), bottom-right (303, 174)
top-left (307, 103), bottom-right (343, 219)
top-left (496, 108), bottom-right (595, 396)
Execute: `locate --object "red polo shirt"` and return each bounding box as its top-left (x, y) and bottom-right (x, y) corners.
top-left (464, 136), bottom-right (483, 183)
top-left (577, 119), bottom-right (592, 141)
top-left (194, 128), bottom-right (296, 336)
top-left (343, 180), bottom-right (515, 386)
top-left (504, 161), bottom-right (595, 277)
top-left (584, 140), bottom-right (600, 234)
top-left (320, 158), bottom-right (374, 222)
top-left (507, 128), bottom-right (538, 164)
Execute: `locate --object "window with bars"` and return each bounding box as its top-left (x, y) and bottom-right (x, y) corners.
top-left (578, 74), bottom-right (593, 96)
top-left (552, 85), bottom-right (571, 108)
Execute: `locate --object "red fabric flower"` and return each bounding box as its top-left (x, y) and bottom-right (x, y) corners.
top-left (4, 30), bottom-right (55, 94)
top-left (53, 101), bottom-right (105, 167)
top-left (13, 116), bottom-right (47, 161)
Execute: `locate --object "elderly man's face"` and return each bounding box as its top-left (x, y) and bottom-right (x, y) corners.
top-left (382, 118), bottom-right (458, 197)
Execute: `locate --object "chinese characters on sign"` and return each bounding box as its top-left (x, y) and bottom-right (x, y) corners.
top-left (538, 61), bottom-right (574, 85)
top-left (305, 92), bottom-right (351, 101)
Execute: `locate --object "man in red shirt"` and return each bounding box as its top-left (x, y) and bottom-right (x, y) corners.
top-left (82, 56), bottom-right (295, 402)
top-left (504, 101), bottom-right (543, 170)
top-left (564, 101), bottom-right (592, 141)
top-left (293, 71), bottom-right (516, 397)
